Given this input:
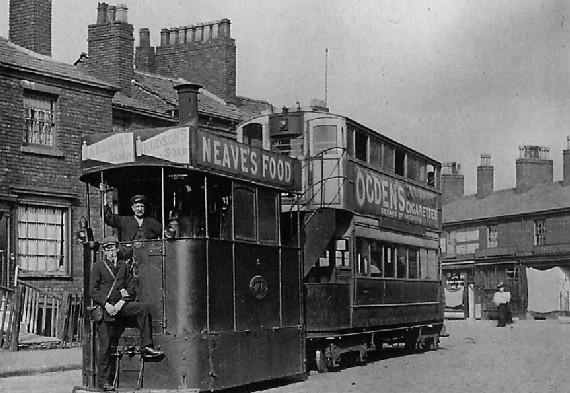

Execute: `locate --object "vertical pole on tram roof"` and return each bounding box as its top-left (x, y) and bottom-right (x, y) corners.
top-left (100, 172), bottom-right (105, 237)
top-left (86, 182), bottom-right (91, 226)
top-left (160, 167), bottom-right (167, 332)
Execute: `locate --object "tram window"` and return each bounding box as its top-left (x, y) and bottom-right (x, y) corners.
top-left (207, 179), bottom-right (232, 239)
top-left (243, 123), bottom-right (263, 148)
top-left (427, 164), bottom-right (436, 187)
top-left (396, 247), bottom-right (407, 278)
top-left (258, 191), bottom-right (277, 243)
top-left (427, 250), bottom-right (439, 280)
top-left (313, 125), bottom-right (337, 155)
top-left (347, 127), bottom-right (354, 157)
top-left (354, 131), bottom-right (368, 162)
top-left (419, 249), bottom-right (428, 279)
top-left (370, 139), bottom-right (382, 169)
top-left (370, 241), bottom-right (383, 277)
top-left (166, 173), bottom-right (205, 238)
top-left (383, 145), bottom-right (394, 172)
top-left (271, 136), bottom-right (303, 158)
top-left (383, 245), bottom-right (395, 278)
top-left (356, 238), bottom-right (369, 276)
top-left (234, 185), bottom-right (256, 240)
top-left (407, 156), bottom-right (418, 181)
top-left (408, 248), bottom-right (419, 279)
top-left (335, 239), bottom-right (350, 268)
top-left (418, 161), bottom-right (427, 183)
top-left (395, 150), bottom-right (406, 176)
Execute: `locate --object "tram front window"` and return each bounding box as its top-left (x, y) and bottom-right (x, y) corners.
top-left (207, 178), bottom-right (232, 239)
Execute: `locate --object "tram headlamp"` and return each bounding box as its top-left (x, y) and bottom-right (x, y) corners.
top-left (76, 216), bottom-right (93, 244)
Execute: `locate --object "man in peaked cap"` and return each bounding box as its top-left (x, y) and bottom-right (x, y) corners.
top-left (103, 193), bottom-right (162, 241)
top-left (90, 235), bottom-right (163, 391)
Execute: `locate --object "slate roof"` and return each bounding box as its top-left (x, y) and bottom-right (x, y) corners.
top-left (443, 181), bottom-right (570, 224)
top-left (0, 37), bottom-right (114, 90)
top-left (130, 71), bottom-right (259, 122)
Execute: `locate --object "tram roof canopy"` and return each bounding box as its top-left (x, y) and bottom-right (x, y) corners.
top-left (80, 126), bottom-right (301, 192)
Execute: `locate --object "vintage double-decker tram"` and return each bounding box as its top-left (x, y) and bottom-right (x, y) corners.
top-left (237, 102), bottom-right (444, 371)
top-left (77, 84), bottom-right (304, 391)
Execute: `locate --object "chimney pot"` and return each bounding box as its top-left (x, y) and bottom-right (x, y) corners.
top-left (139, 28), bottom-right (150, 47)
top-left (203, 24), bottom-right (212, 41)
top-left (563, 137), bottom-right (570, 187)
top-left (97, 2), bottom-right (108, 24)
top-left (219, 18), bottom-right (231, 38)
top-left (170, 28), bottom-right (180, 45)
top-left (174, 83), bottom-right (202, 127)
top-left (115, 4), bottom-right (128, 23)
top-left (160, 28), bottom-right (169, 46)
top-left (180, 27), bottom-right (188, 44)
top-left (106, 5), bottom-right (116, 23)
top-left (195, 25), bottom-right (204, 42)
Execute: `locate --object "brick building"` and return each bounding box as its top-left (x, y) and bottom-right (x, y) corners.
top-left (441, 141), bottom-right (570, 320)
top-left (0, 1), bottom-right (115, 290)
top-left (1, 0), bottom-right (272, 293)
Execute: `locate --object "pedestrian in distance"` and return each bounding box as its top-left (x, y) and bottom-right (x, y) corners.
top-left (493, 282), bottom-right (511, 327)
top-left (101, 187), bottom-right (162, 241)
top-left (89, 235), bottom-right (163, 392)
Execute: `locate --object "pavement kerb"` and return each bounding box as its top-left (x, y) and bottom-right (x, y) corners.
top-left (0, 363), bottom-right (82, 378)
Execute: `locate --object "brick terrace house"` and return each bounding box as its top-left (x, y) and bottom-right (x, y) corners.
top-left (441, 141), bottom-right (570, 321)
top-left (0, 1), bottom-right (115, 292)
top-left (1, 0), bottom-right (272, 294)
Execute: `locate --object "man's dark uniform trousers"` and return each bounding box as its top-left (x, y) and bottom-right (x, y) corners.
top-left (89, 255), bottom-right (154, 388)
top-left (104, 205), bottom-right (162, 241)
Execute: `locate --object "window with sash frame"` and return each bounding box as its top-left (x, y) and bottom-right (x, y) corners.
top-left (17, 204), bottom-right (69, 276)
top-left (23, 92), bottom-right (57, 147)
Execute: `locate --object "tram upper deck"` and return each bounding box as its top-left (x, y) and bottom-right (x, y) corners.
top-left (236, 106), bottom-right (442, 231)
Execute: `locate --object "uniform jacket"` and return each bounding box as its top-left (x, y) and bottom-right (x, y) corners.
top-left (89, 257), bottom-right (136, 321)
top-left (104, 205), bottom-right (162, 241)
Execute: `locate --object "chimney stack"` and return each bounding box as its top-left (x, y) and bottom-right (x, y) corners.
top-left (87, 3), bottom-right (134, 96)
top-left (515, 145), bottom-right (553, 193)
top-left (563, 137), bottom-right (570, 187)
top-left (135, 28), bottom-right (156, 73)
top-left (441, 162), bottom-right (464, 205)
top-left (174, 83), bottom-right (202, 127)
top-left (9, 0), bottom-right (52, 56)
top-left (149, 18), bottom-right (236, 102)
top-left (476, 154), bottom-right (494, 199)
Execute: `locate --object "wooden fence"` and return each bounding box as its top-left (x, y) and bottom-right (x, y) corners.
top-left (0, 282), bottom-right (84, 351)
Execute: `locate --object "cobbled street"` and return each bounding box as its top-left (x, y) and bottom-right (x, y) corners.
top-left (2, 319), bottom-right (569, 393)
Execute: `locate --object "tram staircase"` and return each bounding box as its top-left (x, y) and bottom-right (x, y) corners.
top-left (286, 149), bottom-right (352, 277)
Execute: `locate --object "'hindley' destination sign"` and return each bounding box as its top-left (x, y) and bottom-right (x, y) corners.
top-left (193, 129), bottom-right (300, 191)
top-left (349, 163), bottom-right (440, 229)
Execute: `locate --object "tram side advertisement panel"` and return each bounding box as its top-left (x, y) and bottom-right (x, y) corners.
top-left (348, 162), bottom-right (440, 230)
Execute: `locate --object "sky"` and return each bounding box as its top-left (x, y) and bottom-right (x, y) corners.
top-left (2, 0), bottom-right (570, 194)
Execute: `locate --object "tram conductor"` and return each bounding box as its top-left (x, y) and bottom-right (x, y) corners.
top-left (103, 192), bottom-right (162, 241)
top-left (90, 236), bottom-right (163, 391)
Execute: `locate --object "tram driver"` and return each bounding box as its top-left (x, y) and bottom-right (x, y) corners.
top-left (101, 188), bottom-right (162, 241)
top-left (90, 236), bottom-right (163, 391)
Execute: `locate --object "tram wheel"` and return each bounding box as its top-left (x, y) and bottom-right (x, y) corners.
top-left (315, 349), bottom-right (330, 373)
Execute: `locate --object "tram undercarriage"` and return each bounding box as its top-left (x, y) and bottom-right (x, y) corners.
top-left (308, 322), bottom-right (443, 372)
